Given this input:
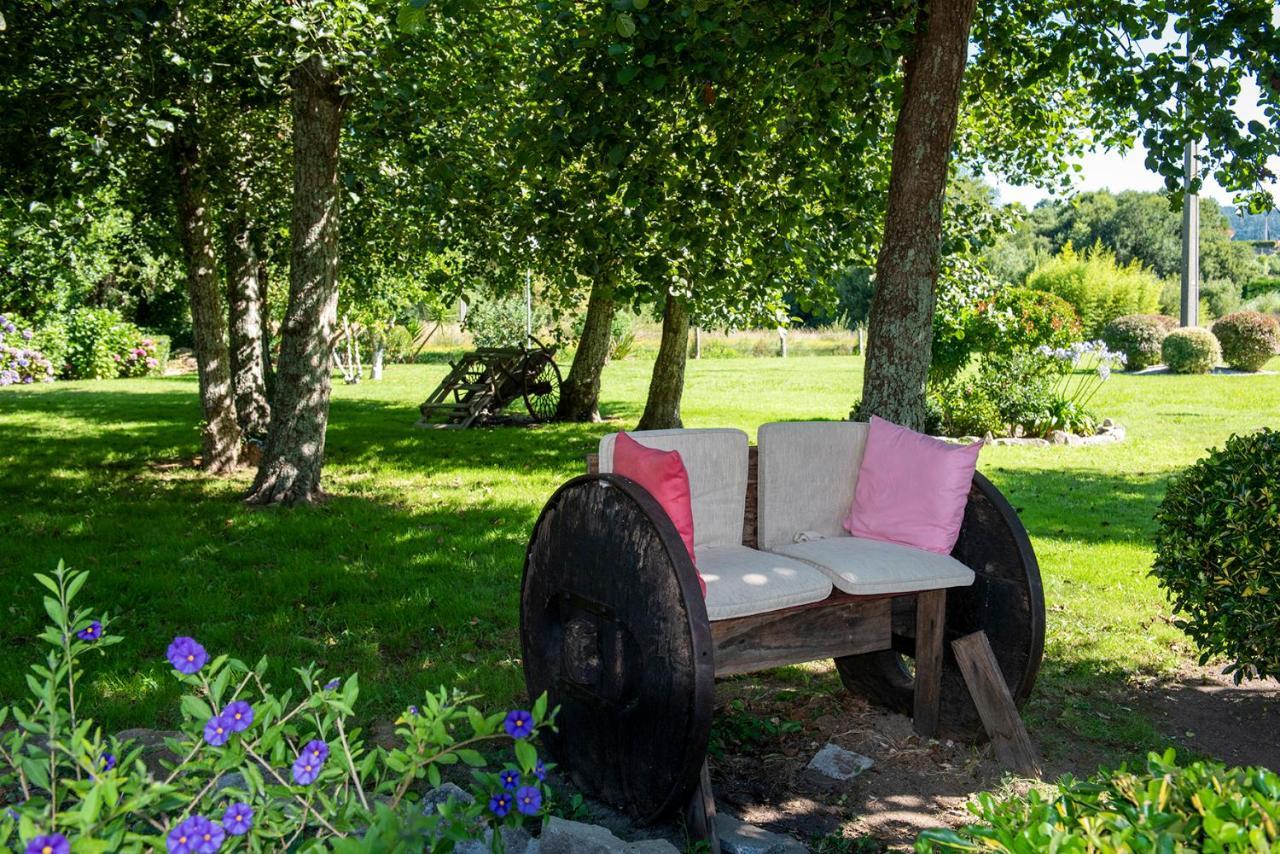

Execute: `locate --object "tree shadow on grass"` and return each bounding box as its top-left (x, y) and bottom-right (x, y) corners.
top-left (982, 464), bottom-right (1170, 548)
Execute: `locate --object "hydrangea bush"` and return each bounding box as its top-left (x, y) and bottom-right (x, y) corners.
top-left (0, 314), bottom-right (56, 386)
top-left (1, 563), bottom-right (556, 853)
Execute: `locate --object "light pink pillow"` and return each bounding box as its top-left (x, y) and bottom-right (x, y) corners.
top-left (843, 416), bottom-right (981, 555)
top-left (612, 432), bottom-right (706, 597)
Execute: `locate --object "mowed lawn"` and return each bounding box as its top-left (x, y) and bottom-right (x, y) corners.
top-left (0, 354), bottom-right (1274, 765)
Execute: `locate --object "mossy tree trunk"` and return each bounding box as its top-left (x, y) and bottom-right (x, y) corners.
top-left (860, 0), bottom-right (977, 431)
top-left (246, 56), bottom-right (344, 506)
top-left (556, 272), bottom-right (617, 422)
top-left (174, 134), bottom-right (242, 473)
top-left (226, 197), bottom-right (272, 438)
top-left (638, 295), bottom-right (690, 430)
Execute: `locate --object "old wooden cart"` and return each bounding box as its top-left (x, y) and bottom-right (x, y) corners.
top-left (521, 426), bottom-right (1045, 838)
top-left (416, 340), bottom-right (562, 428)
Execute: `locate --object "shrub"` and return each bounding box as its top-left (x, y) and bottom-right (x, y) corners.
top-left (973, 287), bottom-right (1082, 358)
top-left (1153, 428), bottom-right (1280, 681)
top-left (64, 307), bottom-right (145, 379)
top-left (1024, 243), bottom-right (1162, 336)
top-left (0, 313), bottom-right (56, 386)
top-left (1243, 275), bottom-right (1280, 300)
top-left (1211, 311), bottom-right (1278, 372)
top-left (1101, 313), bottom-right (1178, 371)
top-left (918, 749), bottom-right (1280, 853)
top-left (1201, 278), bottom-right (1242, 319)
top-left (117, 333), bottom-right (168, 377)
top-left (1244, 290), bottom-right (1280, 318)
top-left (464, 294), bottom-right (550, 349)
top-left (1161, 327), bottom-right (1221, 374)
top-left (1, 563), bottom-right (556, 852)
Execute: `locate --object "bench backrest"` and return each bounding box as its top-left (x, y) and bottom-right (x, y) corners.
top-left (597, 429), bottom-right (749, 550)
top-left (756, 421), bottom-right (870, 551)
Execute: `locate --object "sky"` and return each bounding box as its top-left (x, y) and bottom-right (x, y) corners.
top-left (988, 75), bottom-right (1278, 210)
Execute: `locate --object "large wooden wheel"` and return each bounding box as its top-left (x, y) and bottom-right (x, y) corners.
top-left (521, 475), bottom-right (714, 823)
top-left (835, 472), bottom-right (1045, 742)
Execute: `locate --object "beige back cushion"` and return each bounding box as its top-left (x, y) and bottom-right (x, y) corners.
top-left (757, 421), bottom-right (870, 550)
top-left (599, 429), bottom-right (749, 549)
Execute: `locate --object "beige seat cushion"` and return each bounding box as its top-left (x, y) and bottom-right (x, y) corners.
top-left (696, 545), bottom-right (834, 621)
top-left (771, 536), bottom-right (975, 597)
top-left (757, 421), bottom-right (870, 550)
top-left (599, 429), bottom-right (748, 549)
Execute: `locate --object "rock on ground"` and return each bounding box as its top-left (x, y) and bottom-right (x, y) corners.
top-left (538, 817), bottom-right (680, 854)
top-left (805, 743), bottom-right (874, 782)
top-left (715, 813), bottom-right (808, 854)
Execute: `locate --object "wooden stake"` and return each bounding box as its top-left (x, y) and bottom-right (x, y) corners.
top-left (951, 631), bottom-right (1041, 776)
top-left (912, 589), bottom-right (946, 737)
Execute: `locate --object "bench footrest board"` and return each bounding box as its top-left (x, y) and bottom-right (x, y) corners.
top-left (710, 597), bottom-right (891, 677)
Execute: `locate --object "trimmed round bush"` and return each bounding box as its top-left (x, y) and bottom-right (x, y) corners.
top-left (1161, 327), bottom-right (1220, 374)
top-left (1211, 310), bottom-right (1279, 372)
top-left (918, 750), bottom-right (1280, 852)
top-left (1153, 428), bottom-right (1280, 681)
top-left (1101, 313), bottom-right (1178, 371)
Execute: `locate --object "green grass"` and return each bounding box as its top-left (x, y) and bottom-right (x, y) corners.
top-left (1, 355), bottom-right (1276, 768)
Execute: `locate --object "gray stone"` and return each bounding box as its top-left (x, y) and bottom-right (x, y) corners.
top-left (455, 825), bottom-right (531, 854)
top-left (538, 817), bottom-right (679, 854)
top-left (115, 728), bottom-right (183, 777)
top-left (213, 772), bottom-right (247, 795)
top-left (1048, 430), bottom-right (1070, 445)
top-left (1101, 417), bottom-right (1115, 428)
top-left (805, 742), bottom-right (873, 782)
top-left (714, 813), bottom-right (808, 854)
top-left (421, 782), bottom-right (474, 816)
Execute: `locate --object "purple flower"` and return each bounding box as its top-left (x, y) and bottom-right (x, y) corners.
top-left (323, 678), bottom-right (341, 691)
top-left (223, 700), bottom-right (253, 732)
top-left (222, 802), bottom-right (254, 836)
top-left (25, 835), bottom-right (69, 854)
top-left (302, 739), bottom-right (329, 763)
top-left (407, 705), bottom-right (419, 716)
top-left (292, 754), bottom-right (322, 785)
top-left (499, 768), bottom-right (520, 790)
top-left (76, 620), bottom-right (102, 642)
top-left (515, 785), bottom-right (542, 816)
top-left (488, 791), bottom-right (513, 818)
top-left (534, 759), bottom-right (546, 781)
top-left (21, 329), bottom-right (33, 340)
top-left (203, 715), bottom-right (231, 747)
top-left (503, 709), bottom-right (534, 739)
top-left (167, 815), bottom-right (224, 854)
top-left (99, 752), bottom-right (117, 772)
top-left (167, 636), bottom-right (208, 674)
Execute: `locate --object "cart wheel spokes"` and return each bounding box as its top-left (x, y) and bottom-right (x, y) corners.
top-left (523, 351), bottom-right (562, 422)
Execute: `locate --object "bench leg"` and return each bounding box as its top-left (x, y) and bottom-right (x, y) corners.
top-left (684, 760), bottom-right (719, 848)
top-left (913, 589), bottom-right (946, 738)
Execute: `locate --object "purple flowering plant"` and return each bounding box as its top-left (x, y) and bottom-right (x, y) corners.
top-left (2, 563), bottom-right (557, 853)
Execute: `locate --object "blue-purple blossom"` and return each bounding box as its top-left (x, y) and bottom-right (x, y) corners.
top-left (323, 678), bottom-right (341, 691)
top-left (166, 636), bottom-right (208, 674)
top-left (488, 792), bottom-right (513, 818)
top-left (203, 715), bottom-right (231, 747)
top-left (503, 709), bottom-right (534, 739)
top-left (291, 754), bottom-right (323, 786)
top-left (515, 786), bottom-right (542, 816)
top-left (99, 752), bottom-right (117, 772)
top-left (303, 739), bottom-right (329, 763)
top-left (76, 620), bottom-right (102, 642)
top-left (167, 815), bottom-right (224, 853)
top-left (221, 802), bottom-right (254, 836)
top-left (499, 768), bottom-right (520, 790)
top-left (407, 705), bottom-right (419, 716)
top-left (223, 700), bottom-right (253, 732)
top-left (534, 759), bottom-right (546, 781)
top-left (25, 834), bottom-right (69, 854)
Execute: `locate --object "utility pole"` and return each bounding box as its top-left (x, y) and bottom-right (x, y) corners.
top-left (1180, 139), bottom-right (1200, 328)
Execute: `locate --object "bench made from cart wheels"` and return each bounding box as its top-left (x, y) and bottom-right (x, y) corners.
top-left (521, 424), bottom-right (1044, 826)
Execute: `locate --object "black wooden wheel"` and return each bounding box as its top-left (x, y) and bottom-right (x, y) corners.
top-left (522, 474), bottom-right (714, 823)
top-left (835, 471), bottom-right (1045, 742)
top-left (521, 350), bottom-right (562, 422)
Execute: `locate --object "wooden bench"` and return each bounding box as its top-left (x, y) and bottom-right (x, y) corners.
top-left (521, 425), bottom-right (1044, 830)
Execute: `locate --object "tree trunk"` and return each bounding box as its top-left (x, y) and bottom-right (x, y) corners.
top-left (174, 135), bottom-right (242, 473)
top-left (226, 210), bottom-right (271, 437)
top-left (371, 346), bottom-right (385, 381)
top-left (246, 56), bottom-right (345, 506)
top-left (638, 295), bottom-right (690, 430)
top-left (859, 0), bottom-right (977, 431)
top-left (256, 253), bottom-right (275, 398)
top-left (556, 275), bottom-right (616, 422)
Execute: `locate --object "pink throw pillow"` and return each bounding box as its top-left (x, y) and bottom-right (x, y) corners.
top-left (843, 416), bottom-right (982, 555)
top-left (612, 432), bottom-right (706, 597)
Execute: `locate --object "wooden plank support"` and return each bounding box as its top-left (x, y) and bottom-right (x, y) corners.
top-left (710, 598), bottom-right (891, 677)
top-left (683, 761), bottom-right (719, 848)
top-left (912, 589), bottom-right (946, 738)
top-left (951, 630), bottom-right (1041, 777)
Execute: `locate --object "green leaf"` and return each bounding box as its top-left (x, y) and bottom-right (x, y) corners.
top-left (456, 749), bottom-right (485, 767)
top-left (615, 13), bottom-right (636, 38)
top-left (32, 573), bottom-right (59, 596)
top-left (181, 694), bottom-right (214, 723)
top-left (514, 740), bottom-right (537, 773)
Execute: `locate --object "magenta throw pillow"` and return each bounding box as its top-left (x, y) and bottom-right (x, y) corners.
top-left (843, 416), bottom-right (982, 554)
top-left (612, 432), bottom-right (706, 597)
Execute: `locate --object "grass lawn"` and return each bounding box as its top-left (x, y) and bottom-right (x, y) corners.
top-left (0, 354), bottom-right (1274, 769)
